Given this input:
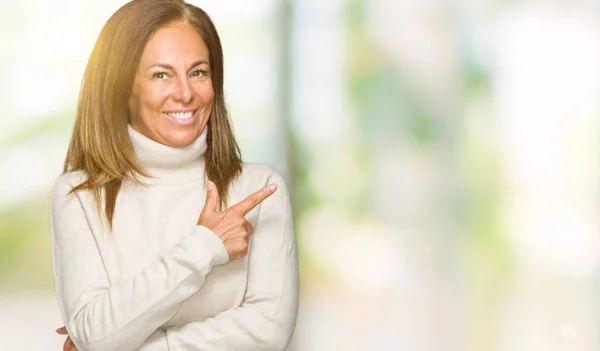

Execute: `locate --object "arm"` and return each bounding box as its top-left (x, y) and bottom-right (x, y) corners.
top-left (50, 176), bottom-right (229, 351)
top-left (163, 170), bottom-right (299, 351)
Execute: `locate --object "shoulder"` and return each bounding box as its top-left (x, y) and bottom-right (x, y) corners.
top-left (229, 163), bottom-right (291, 205)
top-left (239, 163), bottom-right (288, 188)
top-left (52, 170), bottom-right (87, 192)
top-left (234, 163), bottom-right (293, 218)
top-left (50, 171), bottom-right (88, 202)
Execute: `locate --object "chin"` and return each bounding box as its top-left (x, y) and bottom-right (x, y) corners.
top-left (162, 129), bottom-right (201, 148)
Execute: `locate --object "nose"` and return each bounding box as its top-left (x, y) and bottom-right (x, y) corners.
top-left (172, 76), bottom-right (193, 104)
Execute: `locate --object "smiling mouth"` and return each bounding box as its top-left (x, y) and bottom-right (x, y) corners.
top-left (163, 110), bottom-right (198, 124)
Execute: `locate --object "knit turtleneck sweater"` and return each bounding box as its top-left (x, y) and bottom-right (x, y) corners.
top-left (50, 125), bottom-right (298, 351)
top-left (127, 125), bottom-right (207, 184)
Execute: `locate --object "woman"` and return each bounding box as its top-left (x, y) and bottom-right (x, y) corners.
top-left (50, 0), bottom-right (298, 350)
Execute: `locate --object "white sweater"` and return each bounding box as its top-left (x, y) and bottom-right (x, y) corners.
top-left (50, 125), bottom-right (298, 351)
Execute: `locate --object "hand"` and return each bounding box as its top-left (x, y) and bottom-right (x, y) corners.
top-left (198, 181), bottom-right (277, 260)
top-left (56, 327), bottom-right (78, 351)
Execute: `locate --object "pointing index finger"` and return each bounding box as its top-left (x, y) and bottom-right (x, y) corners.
top-left (231, 184), bottom-right (278, 216)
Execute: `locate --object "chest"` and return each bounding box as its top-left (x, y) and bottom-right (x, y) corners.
top-left (90, 182), bottom-right (255, 325)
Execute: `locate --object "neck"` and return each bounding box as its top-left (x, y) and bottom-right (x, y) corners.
top-left (127, 124), bottom-right (207, 184)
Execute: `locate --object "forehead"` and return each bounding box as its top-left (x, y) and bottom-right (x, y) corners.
top-left (140, 21), bottom-right (209, 66)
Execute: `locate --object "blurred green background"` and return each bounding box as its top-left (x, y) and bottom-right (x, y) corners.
top-left (1, 0), bottom-right (599, 350)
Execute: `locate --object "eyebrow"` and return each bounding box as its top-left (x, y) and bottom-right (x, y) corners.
top-left (146, 60), bottom-right (209, 71)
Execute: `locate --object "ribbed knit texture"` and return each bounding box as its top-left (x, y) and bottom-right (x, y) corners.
top-left (50, 126), bottom-right (298, 351)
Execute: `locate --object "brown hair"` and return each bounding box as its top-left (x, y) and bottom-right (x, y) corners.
top-left (63, 0), bottom-right (242, 228)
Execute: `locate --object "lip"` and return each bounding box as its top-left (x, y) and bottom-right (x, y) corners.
top-left (163, 109), bottom-right (198, 125)
top-left (163, 108), bottom-right (197, 114)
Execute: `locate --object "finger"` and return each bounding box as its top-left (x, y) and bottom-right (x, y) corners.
top-left (201, 181), bottom-right (219, 214)
top-left (56, 326), bottom-right (68, 335)
top-left (230, 184), bottom-right (277, 216)
top-left (63, 337), bottom-right (71, 351)
top-left (230, 237), bottom-right (249, 258)
top-left (68, 337), bottom-right (78, 351)
top-left (244, 221), bottom-right (254, 236)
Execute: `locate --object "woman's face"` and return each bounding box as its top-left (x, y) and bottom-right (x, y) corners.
top-left (128, 21), bottom-right (214, 148)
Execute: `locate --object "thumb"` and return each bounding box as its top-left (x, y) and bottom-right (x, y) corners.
top-left (202, 181), bottom-right (219, 214)
top-left (56, 326), bottom-right (68, 335)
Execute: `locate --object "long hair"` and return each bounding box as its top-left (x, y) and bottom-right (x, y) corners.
top-left (64, 0), bottom-right (242, 229)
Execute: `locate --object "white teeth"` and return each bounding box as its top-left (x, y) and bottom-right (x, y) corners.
top-left (166, 111), bottom-right (194, 120)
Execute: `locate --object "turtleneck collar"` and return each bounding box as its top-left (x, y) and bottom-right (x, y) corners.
top-left (127, 124), bottom-right (207, 184)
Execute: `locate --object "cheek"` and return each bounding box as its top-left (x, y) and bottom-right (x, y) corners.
top-left (142, 85), bottom-right (170, 110)
top-left (196, 83), bottom-right (214, 105)
top-left (128, 88), bottom-right (142, 124)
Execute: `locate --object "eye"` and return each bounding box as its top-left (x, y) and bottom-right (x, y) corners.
top-left (190, 69), bottom-right (209, 78)
top-left (152, 72), bottom-right (169, 80)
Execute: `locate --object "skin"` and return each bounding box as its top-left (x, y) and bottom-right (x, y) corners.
top-left (128, 21), bottom-right (214, 148)
top-left (198, 181), bottom-right (278, 260)
top-left (57, 183), bottom-right (278, 349)
top-left (58, 21), bottom-right (279, 347)
top-left (56, 327), bottom-right (75, 351)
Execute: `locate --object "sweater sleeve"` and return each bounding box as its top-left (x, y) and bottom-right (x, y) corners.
top-left (50, 175), bottom-right (229, 351)
top-left (162, 169), bottom-right (299, 351)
